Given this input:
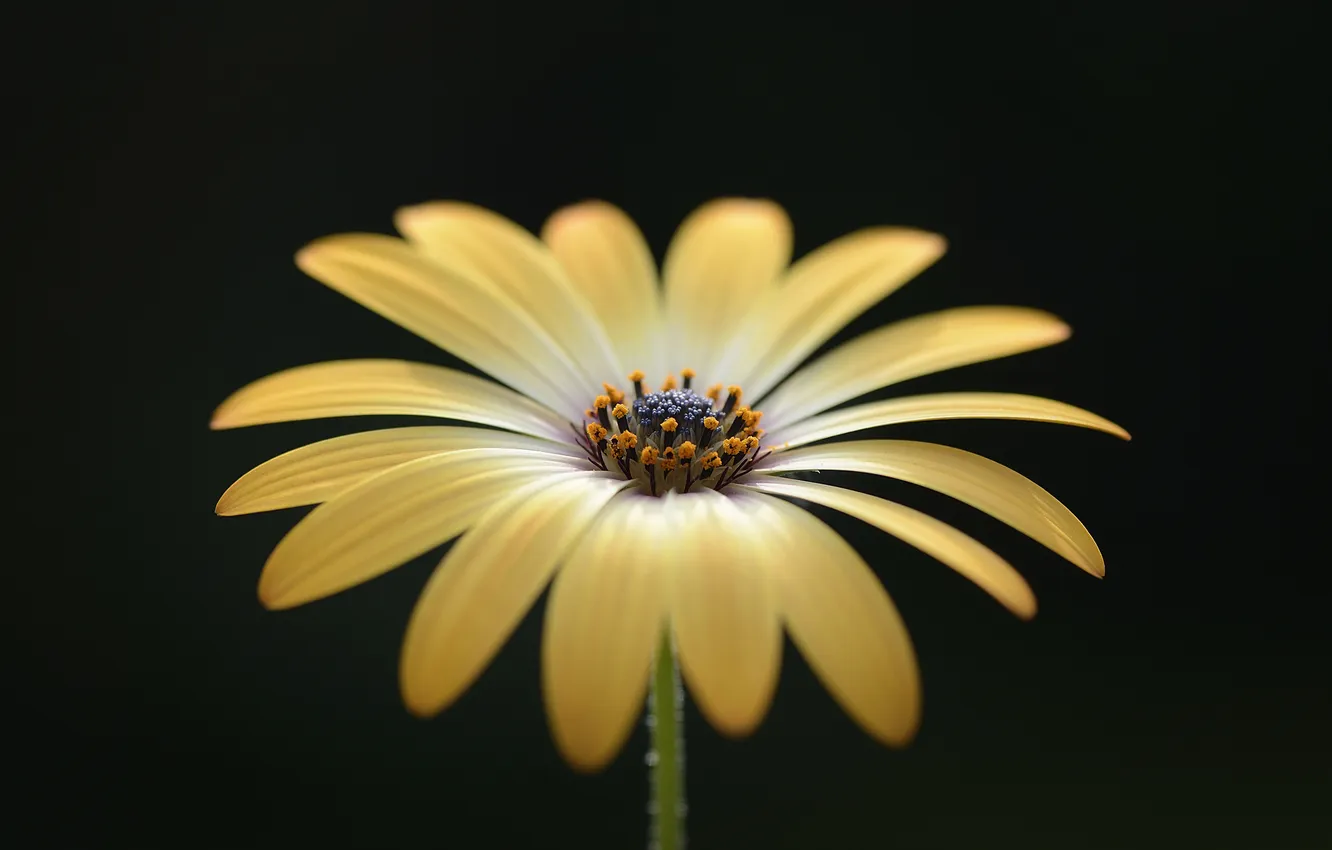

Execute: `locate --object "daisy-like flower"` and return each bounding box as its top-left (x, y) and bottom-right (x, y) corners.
top-left (213, 199), bottom-right (1126, 781)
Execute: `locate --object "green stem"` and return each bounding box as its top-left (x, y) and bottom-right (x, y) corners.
top-left (649, 628), bottom-right (685, 850)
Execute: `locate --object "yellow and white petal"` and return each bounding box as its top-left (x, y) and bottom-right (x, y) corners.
top-left (258, 449), bottom-right (575, 610)
top-left (540, 200), bottom-right (665, 379)
top-left (297, 233), bottom-right (589, 415)
top-left (758, 307), bottom-right (1072, 426)
top-left (738, 476), bottom-right (1036, 619)
top-left (210, 359), bottom-right (572, 441)
top-left (770, 392), bottom-right (1130, 449)
top-left (542, 491), bottom-right (674, 772)
top-left (395, 202), bottom-right (623, 387)
top-left (661, 199), bottom-right (792, 382)
top-left (726, 488), bottom-right (921, 746)
top-left (217, 426), bottom-right (585, 516)
top-left (714, 227), bottom-right (946, 399)
top-left (400, 473), bottom-right (630, 717)
top-left (758, 440), bottom-right (1105, 577)
top-left (666, 489), bottom-right (782, 737)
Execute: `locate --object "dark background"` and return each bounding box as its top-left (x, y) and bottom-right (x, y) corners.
top-left (15, 4), bottom-right (1326, 848)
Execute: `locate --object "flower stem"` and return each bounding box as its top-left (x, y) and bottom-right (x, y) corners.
top-left (649, 628), bottom-right (685, 850)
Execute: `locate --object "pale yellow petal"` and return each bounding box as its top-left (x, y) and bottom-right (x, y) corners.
top-left (759, 440), bottom-right (1105, 577)
top-left (739, 476), bottom-right (1036, 619)
top-left (395, 202), bottom-right (623, 386)
top-left (217, 426), bottom-right (585, 516)
top-left (771, 392), bottom-right (1130, 449)
top-left (759, 307), bottom-right (1072, 426)
top-left (714, 227), bottom-right (946, 398)
top-left (542, 491), bottom-right (673, 771)
top-left (297, 233), bottom-right (589, 415)
top-left (667, 489), bottom-right (781, 737)
top-left (258, 449), bottom-right (575, 610)
top-left (400, 473), bottom-right (629, 717)
top-left (661, 199), bottom-right (792, 381)
top-left (210, 359), bottom-right (572, 441)
top-left (540, 200), bottom-right (664, 379)
top-left (727, 489), bottom-right (921, 746)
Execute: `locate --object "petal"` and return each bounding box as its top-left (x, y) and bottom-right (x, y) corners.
top-left (667, 489), bottom-right (782, 737)
top-left (758, 307), bottom-right (1072, 426)
top-left (758, 440), bottom-right (1105, 577)
top-left (210, 359), bottom-right (572, 441)
top-left (258, 449), bottom-right (575, 610)
top-left (216, 426), bottom-right (585, 516)
top-left (661, 199), bottom-right (792, 381)
top-left (714, 227), bottom-right (946, 398)
top-left (540, 200), bottom-right (665, 380)
top-left (297, 233), bottom-right (589, 415)
top-left (395, 202), bottom-right (623, 388)
top-left (400, 473), bottom-right (629, 717)
top-left (541, 490), bottom-right (673, 772)
top-left (770, 392), bottom-right (1130, 449)
top-left (739, 476), bottom-right (1036, 619)
top-left (726, 488), bottom-right (921, 746)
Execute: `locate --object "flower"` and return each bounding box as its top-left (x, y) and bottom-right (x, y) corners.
top-left (212, 198), bottom-right (1127, 772)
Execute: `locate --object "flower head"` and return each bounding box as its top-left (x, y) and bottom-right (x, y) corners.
top-left (213, 198), bottom-right (1127, 771)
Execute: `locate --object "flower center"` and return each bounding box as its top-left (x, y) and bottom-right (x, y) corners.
top-left (574, 369), bottom-right (769, 495)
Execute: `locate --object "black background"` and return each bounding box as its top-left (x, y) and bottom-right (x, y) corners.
top-left (16, 4), bottom-right (1326, 848)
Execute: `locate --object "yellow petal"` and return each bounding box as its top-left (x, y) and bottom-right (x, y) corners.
top-left (258, 449), bottom-right (575, 610)
top-left (395, 202), bottom-right (623, 387)
top-left (667, 489), bottom-right (782, 737)
top-left (772, 392), bottom-right (1130, 449)
top-left (759, 307), bottom-right (1072, 426)
top-left (738, 476), bottom-right (1036, 619)
top-left (210, 359), bottom-right (572, 441)
top-left (542, 491), bottom-right (672, 772)
top-left (217, 426), bottom-right (585, 516)
top-left (400, 473), bottom-right (629, 717)
top-left (714, 227), bottom-right (946, 399)
top-left (540, 200), bottom-right (664, 379)
top-left (661, 199), bottom-right (792, 381)
top-left (297, 233), bottom-right (589, 415)
top-left (726, 488), bottom-right (921, 746)
top-left (759, 440), bottom-right (1105, 577)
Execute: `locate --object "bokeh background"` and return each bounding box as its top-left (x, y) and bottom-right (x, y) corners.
top-left (16, 4), bottom-right (1324, 848)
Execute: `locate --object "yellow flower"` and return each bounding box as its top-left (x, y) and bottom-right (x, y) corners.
top-left (212, 198), bottom-right (1127, 772)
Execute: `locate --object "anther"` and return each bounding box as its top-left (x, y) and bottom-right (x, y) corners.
top-left (677, 441), bottom-right (696, 460)
top-left (702, 415), bottom-right (719, 433)
top-left (586, 423), bottom-right (608, 443)
top-left (602, 383), bottom-right (625, 404)
top-left (629, 370), bottom-right (646, 399)
top-left (612, 402), bottom-right (630, 432)
top-left (660, 374), bottom-right (678, 391)
top-left (640, 446), bottom-right (659, 466)
top-left (680, 368), bottom-right (696, 390)
top-left (705, 383), bottom-right (723, 403)
top-left (660, 447), bottom-right (678, 472)
top-left (660, 417), bottom-right (678, 436)
top-left (594, 395), bottom-right (611, 429)
top-left (722, 436), bottom-right (746, 456)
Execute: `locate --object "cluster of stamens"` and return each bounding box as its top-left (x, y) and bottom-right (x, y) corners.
top-left (572, 369), bottom-right (770, 495)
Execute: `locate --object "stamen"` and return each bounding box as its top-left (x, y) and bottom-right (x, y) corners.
top-left (660, 374), bottom-right (678, 391)
top-left (629, 370), bottom-right (646, 399)
top-left (680, 368), bottom-right (696, 390)
top-left (726, 406), bottom-right (750, 438)
top-left (660, 417), bottom-right (678, 438)
top-left (602, 383), bottom-right (625, 404)
top-left (594, 395), bottom-right (612, 430)
top-left (722, 385), bottom-right (742, 416)
top-left (705, 383), bottom-right (723, 403)
top-left (660, 447), bottom-right (678, 472)
top-left (586, 422), bottom-right (608, 443)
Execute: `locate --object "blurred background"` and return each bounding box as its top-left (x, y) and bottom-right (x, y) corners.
top-left (14, 4), bottom-right (1324, 848)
